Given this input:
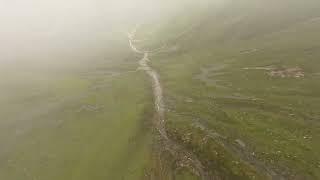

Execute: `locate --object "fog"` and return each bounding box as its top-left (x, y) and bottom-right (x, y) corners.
top-left (0, 0), bottom-right (166, 66)
top-left (1, 0), bottom-right (316, 67)
top-left (0, 0), bottom-right (229, 69)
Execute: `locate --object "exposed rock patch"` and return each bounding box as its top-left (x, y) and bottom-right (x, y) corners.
top-left (268, 67), bottom-right (304, 78)
top-left (76, 105), bottom-right (103, 112)
top-left (243, 66), bottom-right (305, 78)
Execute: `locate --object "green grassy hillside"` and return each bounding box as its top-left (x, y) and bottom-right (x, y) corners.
top-left (136, 0), bottom-right (320, 179)
top-left (1, 1), bottom-right (319, 179)
top-left (0, 36), bottom-right (155, 180)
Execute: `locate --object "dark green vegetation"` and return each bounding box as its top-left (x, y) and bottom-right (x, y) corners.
top-left (136, 0), bottom-right (320, 179)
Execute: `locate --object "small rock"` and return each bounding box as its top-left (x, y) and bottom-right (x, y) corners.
top-left (235, 139), bottom-right (246, 148)
top-left (232, 161), bottom-right (240, 165)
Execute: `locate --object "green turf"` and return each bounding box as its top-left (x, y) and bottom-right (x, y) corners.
top-left (1, 1), bottom-right (320, 179)
top-left (0, 46), bottom-right (155, 180)
top-left (135, 0), bottom-right (320, 179)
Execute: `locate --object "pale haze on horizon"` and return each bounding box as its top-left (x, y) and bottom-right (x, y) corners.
top-left (0, 0), bottom-right (170, 65)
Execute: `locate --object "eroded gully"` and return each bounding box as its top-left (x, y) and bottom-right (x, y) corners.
top-left (128, 28), bottom-right (210, 180)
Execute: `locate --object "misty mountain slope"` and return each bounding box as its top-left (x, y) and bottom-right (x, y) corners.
top-left (0, 31), bottom-right (156, 180)
top-left (136, 0), bottom-right (320, 179)
top-left (1, 0), bottom-right (320, 180)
